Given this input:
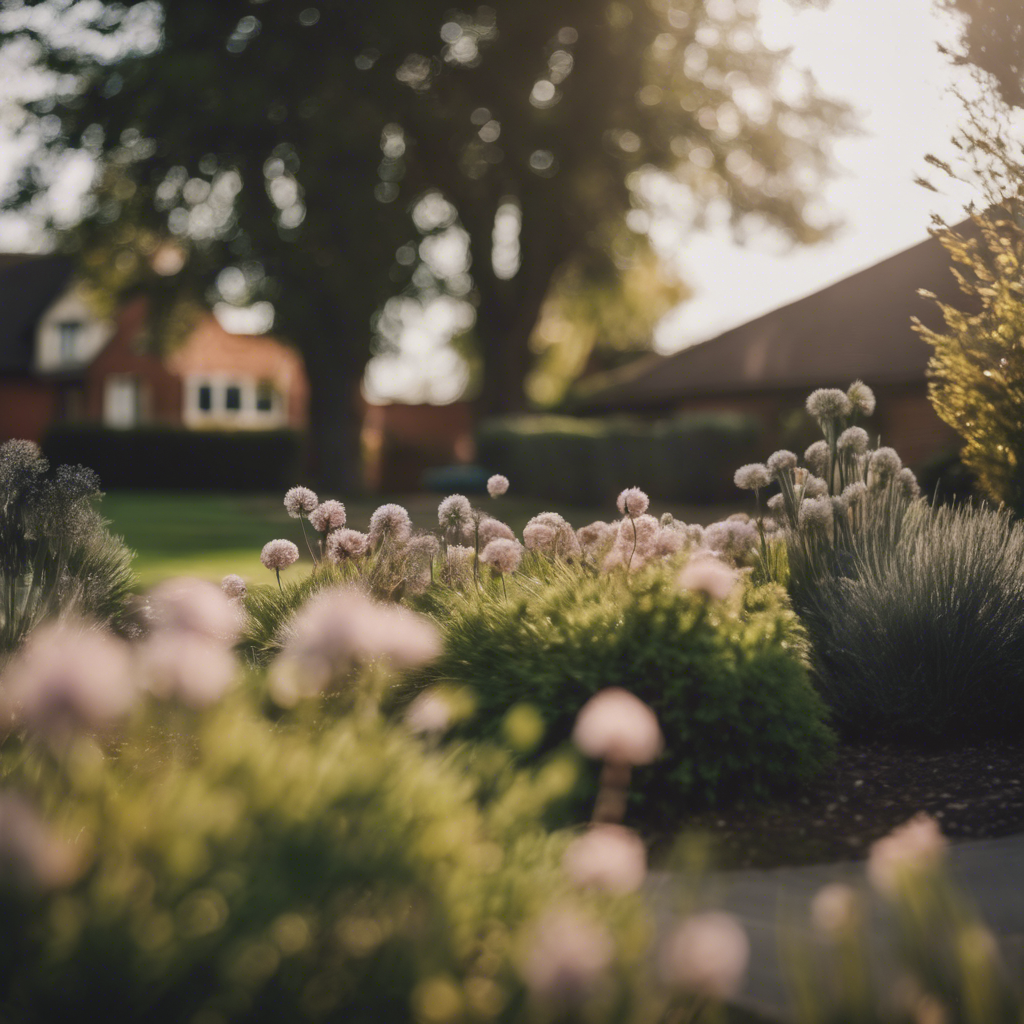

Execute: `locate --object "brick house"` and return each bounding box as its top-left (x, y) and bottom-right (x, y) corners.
top-left (572, 224), bottom-right (972, 468)
top-left (0, 254), bottom-right (308, 443)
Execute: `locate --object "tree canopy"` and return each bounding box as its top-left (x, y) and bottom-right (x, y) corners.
top-left (1, 0), bottom-right (850, 487)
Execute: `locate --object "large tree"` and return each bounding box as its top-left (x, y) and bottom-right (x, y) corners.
top-left (1, 0), bottom-right (848, 488)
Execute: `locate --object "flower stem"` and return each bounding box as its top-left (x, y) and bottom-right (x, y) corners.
top-left (627, 514), bottom-right (638, 573)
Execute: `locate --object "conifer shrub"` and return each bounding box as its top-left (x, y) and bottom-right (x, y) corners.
top-left (415, 561), bottom-right (835, 813)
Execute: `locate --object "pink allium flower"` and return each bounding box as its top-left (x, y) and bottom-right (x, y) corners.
top-left (803, 475), bottom-right (828, 498)
top-left (898, 467), bottom-right (921, 499)
top-left (478, 517), bottom-right (516, 547)
top-left (406, 534), bottom-right (440, 557)
top-left (616, 513), bottom-right (659, 551)
top-left (2, 622), bottom-right (135, 743)
top-left (487, 474), bottom-right (509, 497)
top-left (616, 487), bottom-right (650, 516)
top-left (798, 496), bottom-right (833, 531)
top-left (261, 538), bottom-right (300, 571)
top-left (703, 520), bottom-right (757, 564)
top-left (563, 824), bottom-right (647, 894)
top-left (733, 464), bottom-right (770, 491)
top-left (810, 883), bottom-right (858, 936)
top-left (655, 528), bottom-right (685, 558)
top-left (678, 556), bottom-right (738, 601)
top-left (838, 426), bottom-right (869, 454)
top-left (367, 503), bottom-right (413, 546)
top-left (867, 813), bottom-right (947, 895)
top-left (572, 688), bottom-right (663, 765)
top-left (0, 793), bottom-right (79, 889)
top-left (804, 440), bottom-right (829, 475)
top-left (140, 632), bottom-right (236, 708)
top-left (404, 688), bottom-right (452, 736)
top-left (272, 587), bottom-right (441, 703)
top-left (520, 907), bottom-right (615, 1006)
top-left (438, 494), bottom-right (473, 530)
top-left (309, 499), bottom-right (346, 533)
top-left (283, 486), bottom-right (319, 518)
top-left (847, 379), bottom-right (876, 417)
top-left (767, 450), bottom-right (797, 476)
top-left (480, 538), bottom-right (523, 574)
top-left (806, 388), bottom-right (853, 421)
top-left (149, 577), bottom-right (242, 642)
top-left (523, 521), bottom-right (557, 553)
top-left (221, 574), bottom-right (247, 600)
top-left (658, 912), bottom-right (750, 998)
top-left (326, 528), bottom-right (370, 561)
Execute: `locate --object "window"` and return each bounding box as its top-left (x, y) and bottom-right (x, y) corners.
top-left (256, 380), bottom-right (277, 413)
top-left (197, 384), bottom-right (213, 411)
top-left (57, 321), bottom-right (83, 363)
top-left (104, 376), bottom-right (139, 428)
top-left (225, 385), bottom-right (242, 412)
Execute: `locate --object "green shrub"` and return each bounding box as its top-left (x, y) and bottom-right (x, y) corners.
top-left (795, 502), bottom-right (1024, 741)
top-left (42, 425), bottom-right (303, 492)
top-left (414, 560), bottom-right (834, 814)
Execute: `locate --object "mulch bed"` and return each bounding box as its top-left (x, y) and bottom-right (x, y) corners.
top-left (656, 741), bottom-right (1024, 870)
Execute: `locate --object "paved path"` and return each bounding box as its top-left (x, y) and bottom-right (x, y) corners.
top-left (649, 834), bottom-right (1024, 1021)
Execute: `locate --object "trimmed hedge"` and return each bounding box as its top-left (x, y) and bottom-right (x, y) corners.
top-left (42, 425), bottom-right (303, 492)
top-left (476, 413), bottom-right (760, 505)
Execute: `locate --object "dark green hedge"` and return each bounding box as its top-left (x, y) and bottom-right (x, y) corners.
top-left (42, 425), bottom-right (303, 492)
top-left (476, 413), bottom-right (760, 505)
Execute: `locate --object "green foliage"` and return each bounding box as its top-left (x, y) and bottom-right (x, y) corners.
top-left (415, 560), bottom-right (834, 814)
top-left (42, 426), bottom-right (303, 493)
top-left (0, 693), bottom-right (650, 1023)
top-left (794, 501), bottom-right (1024, 742)
top-left (477, 413), bottom-right (760, 506)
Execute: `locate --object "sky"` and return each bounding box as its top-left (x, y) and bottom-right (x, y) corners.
top-left (0, 0), bottom-right (993, 401)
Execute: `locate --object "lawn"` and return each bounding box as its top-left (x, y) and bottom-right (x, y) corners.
top-left (101, 490), bottom-right (740, 587)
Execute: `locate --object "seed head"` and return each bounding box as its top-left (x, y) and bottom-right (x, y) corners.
top-left (616, 487), bottom-right (650, 516)
top-left (309, 499), bottom-right (346, 533)
top-left (486, 474), bottom-right (509, 497)
top-left (847, 379), bottom-right (876, 416)
top-left (283, 486), bottom-right (319, 518)
top-left (806, 387), bottom-right (853, 421)
top-left (261, 539), bottom-right (300, 571)
top-left (733, 463), bottom-right (770, 491)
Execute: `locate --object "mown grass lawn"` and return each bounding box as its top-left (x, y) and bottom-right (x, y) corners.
top-left (102, 490), bottom-right (739, 587)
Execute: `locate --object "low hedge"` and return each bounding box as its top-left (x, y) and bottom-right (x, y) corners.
top-left (42, 425), bottom-right (303, 492)
top-left (476, 413), bottom-right (760, 505)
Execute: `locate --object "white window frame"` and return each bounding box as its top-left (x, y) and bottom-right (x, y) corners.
top-left (184, 374), bottom-right (286, 426)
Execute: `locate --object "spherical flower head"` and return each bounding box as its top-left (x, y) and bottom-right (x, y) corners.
top-left (572, 687), bottom-right (663, 765)
top-left (867, 813), bottom-right (946, 895)
top-left (810, 883), bottom-right (858, 937)
top-left (766, 450), bottom-right (798, 477)
top-left (830, 494), bottom-right (849, 517)
top-left (406, 533), bottom-right (441, 557)
top-left (563, 824), bottom-right (647, 894)
top-left (803, 475), bottom-right (828, 499)
top-left (283, 486), bottom-right (318, 519)
top-left (487, 474), bottom-right (509, 497)
top-left (261, 538), bottom-right (300, 572)
top-left (221, 574), bottom-right (247, 600)
top-left (678, 555), bottom-right (739, 601)
top-left (404, 688), bottom-right (452, 737)
top-left (149, 577), bottom-right (242, 643)
top-left (325, 528), bottom-right (370, 562)
top-left (806, 387), bottom-right (853, 421)
top-left (616, 487), bottom-right (650, 516)
top-left (446, 544), bottom-right (475, 566)
top-left (2, 622), bottom-right (135, 744)
top-left (309, 499), bottom-right (346, 533)
top-left (140, 632), bottom-right (236, 709)
top-left (766, 493), bottom-right (786, 514)
top-left (733, 463), bottom-right (770, 491)
top-left (577, 521), bottom-right (618, 555)
top-left (478, 516), bottom-right (516, 547)
top-left (837, 426), bottom-right (869, 454)
top-left (437, 494), bottom-right (473, 531)
top-left (519, 907), bottom-right (614, 1007)
top-left (842, 481), bottom-right (867, 504)
top-left (367, 503), bottom-right (413, 546)
top-left (616, 513), bottom-right (660, 554)
top-left (798, 496), bottom-right (833, 531)
top-left (847, 379), bottom-right (876, 416)
top-left (869, 446), bottom-right (902, 480)
top-left (658, 912), bottom-right (750, 998)
top-left (804, 440), bottom-right (829, 476)
top-left (703, 519), bottom-right (758, 564)
top-left (897, 466), bottom-right (921, 499)
top-left (480, 538), bottom-right (523, 574)
top-left (655, 528), bottom-right (685, 558)
top-left (523, 521), bottom-right (557, 554)
top-left (0, 793), bottom-right (79, 890)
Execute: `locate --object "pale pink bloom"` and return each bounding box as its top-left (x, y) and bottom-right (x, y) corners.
top-left (520, 907), bottom-right (614, 1006)
top-left (803, 475), bottom-right (828, 499)
top-left (480, 538), bottom-right (523, 574)
top-left (367, 503), bottom-right (413, 546)
top-left (733, 464), bottom-right (770, 491)
top-left (478, 516), bottom-right (516, 547)
top-left (221, 574), bottom-right (247, 600)
top-left (487, 474), bottom-right (509, 497)
top-left (867, 814), bottom-right (947, 895)
top-left (140, 632), bottom-right (236, 708)
top-left (806, 387), bottom-right (853, 421)
top-left (616, 487), bottom-right (650, 516)
top-left (523, 521), bottom-right (557, 553)
top-left (702, 520), bottom-right (757, 563)
top-left (0, 793), bottom-right (79, 889)
top-left (658, 912), bottom-right (750, 998)
top-left (149, 577), bottom-right (242, 642)
top-left (272, 587), bottom-right (441, 702)
top-left (572, 688), bottom-right (663, 765)
top-left (804, 440), bottom-right (829, 475)
top-left (810, 883), bottom-right (858, 936)
top-left (678, 556), bottom-right (738, 601)
top-left (261, 539), bottom-right (300, 571)
top-left (446, 544), bottom-right (475, 565)
top-left (767, 494), bottom-right (786, 514)
top-left (767, 450), bottom-right (797, 476)
top-left (283, 486), bottom-right (319, 518)
top-left (309, 499), bottom-right (346, 533)
top-left (838, 426), bottom-right (869, 454)
top-left (563, 824), bottom-right (647, 894)
top-left (847, 379), bottom-right (876, 417)
top-left (577, 521), bottom-right (617, 555)
top-left (616, 513), bottom-right (659, 552)
top-left (405, 689), bottom-right (452, 736)
top-left (406, 534), bottom-right (440, 557)
top-left (655, 528), bottom-right (686, 558)
top-left (898, 467), bottom-right (921, 499)
top-left (2, 622), bottom-right (135, 743)
top-left (438, 494), bottom-right (473, 530)
top-left (798, 496), bottom-right (833, 531)
top-left (325, 528), bottom-right (370, 561)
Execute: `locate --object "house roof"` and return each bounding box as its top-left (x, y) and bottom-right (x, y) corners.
top-left (0, 255), bottom-right (75, 373)
top-left (573, 222), bottom-right (972, 412)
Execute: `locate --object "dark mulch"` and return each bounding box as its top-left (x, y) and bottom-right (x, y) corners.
top-left (656, 741), bottom-right (1024, 870)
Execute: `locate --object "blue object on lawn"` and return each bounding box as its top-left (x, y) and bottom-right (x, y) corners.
top-left (422, 464), bottom-right (490, 494)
